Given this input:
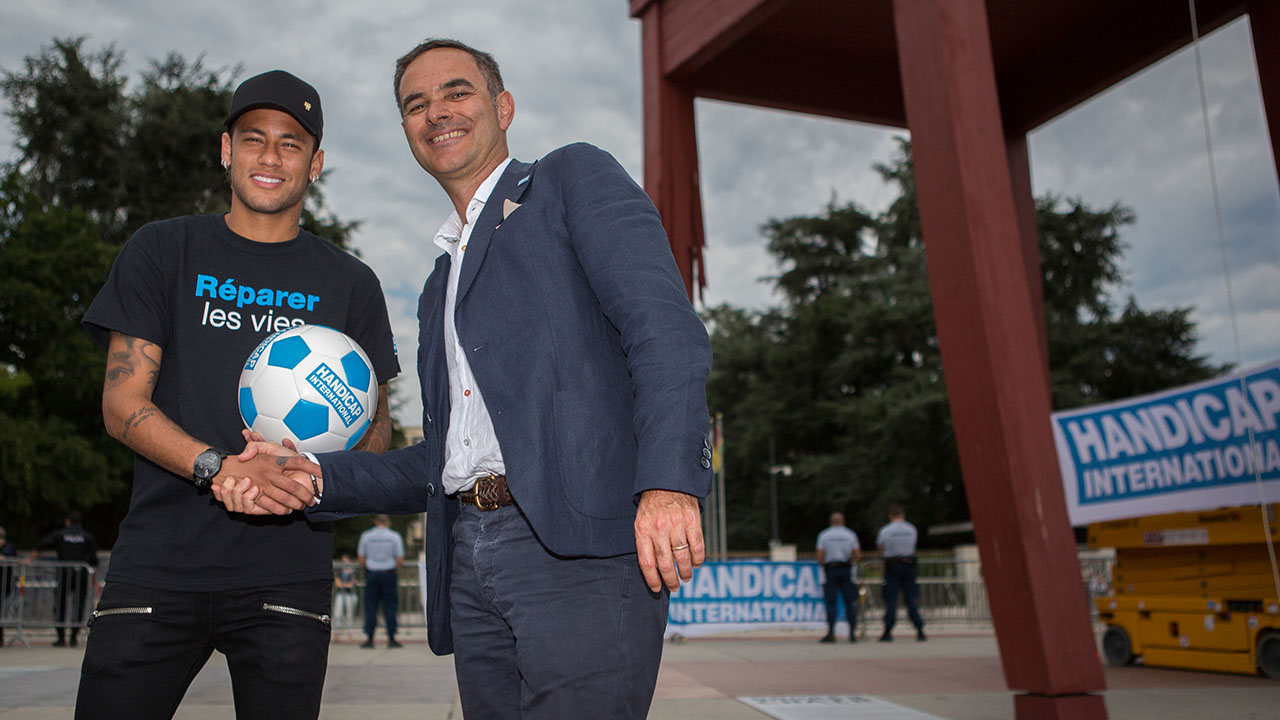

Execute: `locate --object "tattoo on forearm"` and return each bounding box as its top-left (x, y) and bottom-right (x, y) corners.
top-left (106, 335), bottom-right (162, 390)
top-left (122, 405), bottom-right (160, 440)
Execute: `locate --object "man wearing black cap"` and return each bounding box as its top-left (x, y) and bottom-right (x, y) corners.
top-left (76, 70), bottom-right (399, 718)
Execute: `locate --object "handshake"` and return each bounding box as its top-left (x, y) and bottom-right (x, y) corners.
top-left (211, 429), bottom-right (325, 515)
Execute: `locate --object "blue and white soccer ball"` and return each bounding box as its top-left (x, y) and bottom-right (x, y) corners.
top-left (238, 324), bottom-right (378, 454)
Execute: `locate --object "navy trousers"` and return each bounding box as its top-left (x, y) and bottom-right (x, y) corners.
top-left (882, 558), bottom-right (925, 633)
top-left (363, 569), bottom-right (399, 640)
top-left (76, 579), bottom-right (331, 720)
top-left (450, 503), bottom-right (668, 719)
top-left (822, 563), bottom-right (857, 633)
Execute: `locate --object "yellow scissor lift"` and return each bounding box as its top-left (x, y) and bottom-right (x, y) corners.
top-left (1090, 504), bottom-right (1280, 678)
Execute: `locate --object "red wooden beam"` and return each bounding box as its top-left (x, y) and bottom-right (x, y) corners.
top-left (997, 0), bottom-right (1246, 134)
top-left (892, 0), bottom-right (1106, 717)
top-left (639, 0), bottom-right (707, 299)
top-left (1005, 133), bottom-right (1049, 377)
top-left (632, 0), bottom-right (792, 79)
top-left (1249, 0), bottom-right (1280, 193)
top-left (694, 40), bottom-right (907, 128)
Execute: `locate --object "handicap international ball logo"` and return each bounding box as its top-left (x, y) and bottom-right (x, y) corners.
top-left (238, 324), bottom-right (378, 453)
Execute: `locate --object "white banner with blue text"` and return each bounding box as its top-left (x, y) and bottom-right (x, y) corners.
top-left (666, 560), bottom-right (851, 637)
top-left (1051, 360), bottom-right (1280, 525)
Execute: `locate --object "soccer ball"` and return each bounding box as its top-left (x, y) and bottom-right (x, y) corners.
top-left (238, 324), bottom-right (378, 453)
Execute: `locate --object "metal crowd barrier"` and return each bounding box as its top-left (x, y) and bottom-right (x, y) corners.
top-left (330, 561), bottom-right (425, 634)
top-left (3, 554), bottom-right (1114, 646)
top-left (345, 554), bottom-right (1112, 632)
top-left (0, 558), bottom-right (20, 646)
top-left (0, 560), bottom-right (97, 647)
top-left (853, 553), bottom-right (1115, 628)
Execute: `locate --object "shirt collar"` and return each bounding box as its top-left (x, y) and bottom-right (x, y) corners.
top-left (433, 157), bottom-right (514, 252)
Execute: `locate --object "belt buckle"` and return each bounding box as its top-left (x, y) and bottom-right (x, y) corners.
top-left (473, 474), bottom-right (500, 511)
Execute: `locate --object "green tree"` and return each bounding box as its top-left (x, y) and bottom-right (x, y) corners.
top-left (2, 39), bottom-right (129, 237)
top-left (0, 38), bottom-right (361, 546)
top-left (0, 171), bottom-right (128, 544)
top-left (706, 139), bottom-right (1224, 551)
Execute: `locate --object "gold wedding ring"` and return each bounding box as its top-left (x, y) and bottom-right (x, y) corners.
top-left (671, 543), bottom-right (690, 551)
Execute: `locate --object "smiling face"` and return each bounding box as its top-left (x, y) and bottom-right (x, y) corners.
top-left (221, 108), bottom-right (324, 219)
top-left (397, 48), bottom-right (513, 200)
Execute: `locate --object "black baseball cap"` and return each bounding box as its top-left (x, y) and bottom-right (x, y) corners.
top-left (225, 70), bottom-right (323, 147)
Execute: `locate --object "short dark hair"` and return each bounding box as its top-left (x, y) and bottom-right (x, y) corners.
top-left (393, 38), bottom-right (504, 113)
top-left (888, 504), bottom-right (904, 518)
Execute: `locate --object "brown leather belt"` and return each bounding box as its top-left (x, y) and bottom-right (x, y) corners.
top-left (457, 474), bottom-right (514, 511)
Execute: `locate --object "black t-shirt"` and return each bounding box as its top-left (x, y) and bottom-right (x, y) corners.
top-left (83, 214), bottom-right (400, 591)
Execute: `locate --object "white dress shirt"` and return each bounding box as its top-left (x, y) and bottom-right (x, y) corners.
top-left (433, 158), bottom-right (513, 495)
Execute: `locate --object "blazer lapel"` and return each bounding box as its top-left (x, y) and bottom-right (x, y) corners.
top-left (455, 159), bottom-right (535, 304)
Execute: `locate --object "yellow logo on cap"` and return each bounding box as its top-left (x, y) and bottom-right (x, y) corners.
top-left (304, 101), bottom-right (312, 111)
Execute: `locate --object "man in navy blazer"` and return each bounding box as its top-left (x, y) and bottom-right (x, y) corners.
top-left (218, 38), bottom-right (712, 718)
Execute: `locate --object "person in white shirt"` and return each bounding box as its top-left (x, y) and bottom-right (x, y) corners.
top-left (217, 38), bottom-right (712, 719)
top-left (356, 515), bottom-right (404, 648)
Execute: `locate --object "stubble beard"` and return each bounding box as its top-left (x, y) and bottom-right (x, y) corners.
top-left (230, 172), bottom-right (309, 216)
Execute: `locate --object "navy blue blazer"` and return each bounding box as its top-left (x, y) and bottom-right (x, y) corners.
top-left (307, 143), bottom-right (713, 655)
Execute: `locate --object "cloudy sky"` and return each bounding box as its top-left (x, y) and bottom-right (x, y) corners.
top-left (2, 1), bottom-right (1277, 426)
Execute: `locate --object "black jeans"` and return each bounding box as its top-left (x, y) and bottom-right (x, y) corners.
top-left (75, 579), bottom-right (331, 720)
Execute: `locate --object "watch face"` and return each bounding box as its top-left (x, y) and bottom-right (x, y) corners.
top-left (193, 449), bottom-right (224, 487)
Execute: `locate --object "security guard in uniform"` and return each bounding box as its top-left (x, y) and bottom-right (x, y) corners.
top-left (815, 511), bottom-right (861, 642)
top-left (876, 505), bottom-right (925, 642)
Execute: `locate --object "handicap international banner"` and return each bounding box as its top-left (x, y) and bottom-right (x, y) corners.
top-left (1052, 359), bottom-right (1280, 526)
top-left (666, 560), bottom-right (849, 637)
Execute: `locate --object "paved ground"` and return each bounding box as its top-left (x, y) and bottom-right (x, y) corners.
top-left (2, 627), bottom-right (1277, 718)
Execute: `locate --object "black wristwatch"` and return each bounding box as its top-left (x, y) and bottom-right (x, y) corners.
top-left (192, 448), bottom-right (228, 490)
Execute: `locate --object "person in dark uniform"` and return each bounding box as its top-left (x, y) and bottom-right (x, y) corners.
top-left (0, 526), bottom-right (17, 646)
top-left (34, 511), bottom-right (98, 646)
top-left (0, 527), bottom-right (16, 558)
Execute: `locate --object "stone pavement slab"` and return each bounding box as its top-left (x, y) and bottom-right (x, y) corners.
top-left (4, 628), bottom-right (1280, 718)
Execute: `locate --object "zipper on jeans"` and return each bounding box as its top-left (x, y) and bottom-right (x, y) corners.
top-left (262, 603), bottom-right (331, 626)
top-left (89, 606), bottom-right (153, 626)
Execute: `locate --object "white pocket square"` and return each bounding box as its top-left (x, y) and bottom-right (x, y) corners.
top-left (503, 199), bottom-right (521, 220)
